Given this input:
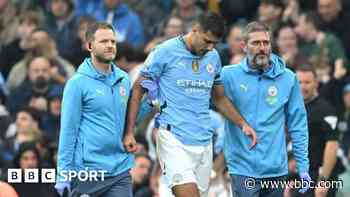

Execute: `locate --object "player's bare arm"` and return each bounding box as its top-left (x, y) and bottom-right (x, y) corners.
top-left (211, 84), bottom-right (257, 149)
top-left (123, 75), bottom-right (148, 153)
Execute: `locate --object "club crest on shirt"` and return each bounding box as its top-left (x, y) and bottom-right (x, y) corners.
top-left (119, 86), bottom-right (128, 104)
top-left (266, 85), bottom-right (278, 105)
top-left (206, 63), bottom-right (214, 74)
top-left (192, 60), bottom-right (199, 73)
top-left (119, 86), bottom-right (126, 97)
top-left (268, 86), bottom-right (278, 97)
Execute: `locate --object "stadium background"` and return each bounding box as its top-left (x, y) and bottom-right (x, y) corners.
top-left (0, 0), bottom-right (349, 196)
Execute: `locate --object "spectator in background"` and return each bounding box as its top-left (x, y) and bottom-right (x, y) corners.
top-left (319, 74), bottom-right (350, 117)
top-left (115, 42), bottom-right (138, 72)
top-left (6, 29), bottom-right (75, 91)
top-left (163, 16), bottom-right (185, 39)
top-left (6, 107), bottom-right (41, 139)
top-left (0, 91), bottom-right (11, 141)
top-left (74, 0), bottom-right (145, 48)
top-left (219, 24), bottom-right (245, 66)
top-left (131, 153), bottom-right (153, 197)
top-left (115, 42), bottom-right (146, 85)
top-left (275, 24), bottom-right (308, 71)
top-left (3, 107), bottom-right (42, 163)
top-left (296, 65), bottom-right (340, 197)
top-left (0, 10), bottom-right (42, 79)
top-left (317, 0), bottom-right (350, 60)
top-left (171, 0), bottom-right (203, 33)
top-left (6, 56), bottom-right (64, 115)
top-left (41, 85), bottom-right (63, 142)
top-left (0, 73), bottom-right (10, 142)
top-left (47, 142), bottom-right (58, 168)
top-left (63, 15), bottom-right (95, 67)
top-left (257, 0), bottom-right (284, 35)
top-left (281, 0), bottom-right (300, 24)
top-left (218, 0), bottom-right (259, 26)
top-left (10, 142), bottom-right (57, 197)
top-left (0, 0), bottom-right (19, 49)
top-left (13, 0), bottom-right (46, 13)
top-left (126, 0), bottom-right (168, 41)
top-left (43, 0), bottom-right (79, 62)
top-left (295, 12), bottom-right (347, 84)
top-left (145, 16), bottom-right (185, 55)
top-left (0, 142), bottom-right (9, 180)
top-left (298, 0), bottom-right (318, 11)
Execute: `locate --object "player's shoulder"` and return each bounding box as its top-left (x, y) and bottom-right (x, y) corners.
top-left (278, 67), bottom-right (299, 86)
top-left (64, 73), bottom-right (85, 92)
top-left (314, 97), bottom-right (335, 114)
top-left (219, 64), bottom-right (241, 83)
top-left (113, 64), bottom-right (129, 79)
top-left (156, 37), bottom-right (180, 51)
top-left (113, 65), bottom-right (131, 85)
top-left (205, 48), bottom-right (220, 60)
top-left (203, 49), bottom-right (221, 69)
top-left (283, 67), bottom-right (296, 78)
top-left (222, 63), bottom-right (241, 73)
top-left (68, 72), bottom-right (85, 84)
top-left (209, 48), bottom-right (220, 56)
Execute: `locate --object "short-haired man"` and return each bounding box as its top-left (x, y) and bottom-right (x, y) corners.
top-left (296, 65), bottom-right (339, 197)
top-left (55, 22), bottom-right (134, 197)
top-left (221, 21), bottom-right (311, 197)
top-left (124, 12), bottom-right (257, 197)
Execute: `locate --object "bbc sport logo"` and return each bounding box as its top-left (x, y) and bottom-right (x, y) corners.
top-left (7, 168), bottom-right (107, 183)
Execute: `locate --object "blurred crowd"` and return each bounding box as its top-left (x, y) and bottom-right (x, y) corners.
top-left (0, 0), bottom-right (350, 196)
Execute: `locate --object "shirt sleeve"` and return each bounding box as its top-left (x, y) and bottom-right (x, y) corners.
top-left (321, 106), bottom-right (339, 141)
top-left (136, 97), bottom-right (153, 125)
top-left (214, 53), bottom-right (223, 85)
top-left (140, 46), bottom-right (167, 80)
top-left (219, 66), bottom-right (233, 101)
top-left (286, 76), bottom-right (309, 174)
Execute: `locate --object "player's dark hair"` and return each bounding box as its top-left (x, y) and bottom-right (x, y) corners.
top-left (197, 12), bottom-right (226, 39)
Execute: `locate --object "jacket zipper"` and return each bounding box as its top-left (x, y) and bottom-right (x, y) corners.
top-left (254, 74), bottom-right (262, 175)
top-left (111, 78), bottom-right (124, 150)
top-left (111, 84), bottom-right (119, 134)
